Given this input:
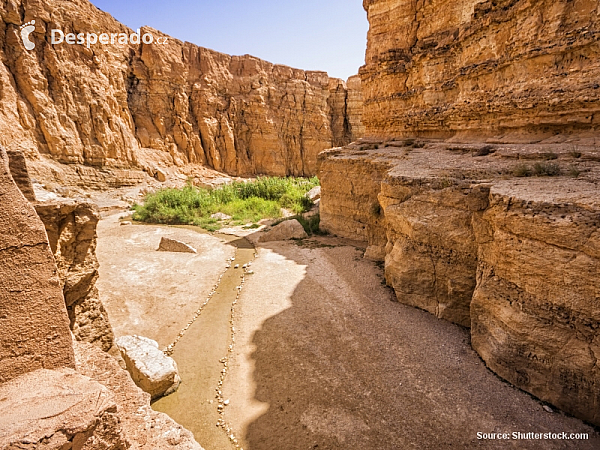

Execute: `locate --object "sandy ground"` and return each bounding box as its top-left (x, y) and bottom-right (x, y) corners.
top-left (96, 216), bottom-right (599, 450)
top-left (96, 214), bottom-right (234, 349)
top-left (223, 238), bottom-right (599, 450)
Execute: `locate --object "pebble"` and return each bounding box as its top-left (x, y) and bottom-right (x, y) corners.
top-left (543, 405), bottom-right (554, 413)
top-left (120, 221), bottom-right (132, 226)
top-left (234, 264), bottom-right (240, 269)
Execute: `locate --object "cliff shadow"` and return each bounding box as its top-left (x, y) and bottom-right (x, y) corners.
top-left (238, 238), bottom-right (600, 450)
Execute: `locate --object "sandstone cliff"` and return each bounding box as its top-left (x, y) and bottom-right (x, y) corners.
top-left (0, 145), bottom-right (201, 448)
top-left (320, 0), bottom-right (600, 426)
top-left (360, 0), bottom-right (600, 141)
top-left (0, 0), bottom-right (363, 178)
top-left (6, 149), bottom-right (115, 351)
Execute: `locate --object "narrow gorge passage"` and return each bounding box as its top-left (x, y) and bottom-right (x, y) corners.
top-left (97, 217), bottom-right (599, 450)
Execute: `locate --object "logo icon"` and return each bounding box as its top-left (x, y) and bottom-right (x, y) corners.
top-left (20, 20), bottom-right (36, 50)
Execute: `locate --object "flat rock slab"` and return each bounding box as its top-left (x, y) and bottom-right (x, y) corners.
top-left (258, 219), bottom-right (308, 243)
top-left (158, 237), bottom-right (197, 254)
top-left (116, 335), bottom-right (181, 400)
top-left (0, 368), bottom-right (119, 449)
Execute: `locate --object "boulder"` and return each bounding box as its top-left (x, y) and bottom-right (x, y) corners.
top-left (259, 219), bottom-right (308, 243)
top-left (306, 186), bottom-right (321, 201)
top-left (158, 237), bottom-right (197, 254)
top-left (155, 168), bottom-right (167, 182)
top-left (211, 212), bottom-right (232, 221)
top-left (116, 335), bottom-right (181, 400)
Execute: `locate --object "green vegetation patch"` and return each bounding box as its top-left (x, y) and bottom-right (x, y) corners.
top-left (132, 177), bottom-right (319, 231)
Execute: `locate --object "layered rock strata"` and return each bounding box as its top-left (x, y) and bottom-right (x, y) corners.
top-left (360, 0), bottom-right (600, 140)
top-left (318, 141), bottom-right (600, 426)
top-left (0, 145), bottom-right (75, 383)
top-left (0, 0), bottom-right (363, 178)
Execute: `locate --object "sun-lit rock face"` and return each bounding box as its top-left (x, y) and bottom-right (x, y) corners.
top-left (0, 0), bottom-right (363, 177)
top-left (360, 0), bottom-right (600, 141)
top-left (0, 146), bottom-right (75, 383)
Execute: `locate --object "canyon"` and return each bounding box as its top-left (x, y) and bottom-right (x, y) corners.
top-left (1, 0), bottom-right (599, 448)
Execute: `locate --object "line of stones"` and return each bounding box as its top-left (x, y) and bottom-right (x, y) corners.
top-left (215, 251), bottom-right (257, 450)
top-left (162, 248), bottom-right (239, 357)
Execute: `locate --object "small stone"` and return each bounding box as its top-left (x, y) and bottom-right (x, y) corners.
top-left (120, 221), bottom-right (132, 226)
top-left (224, 399), bottom-right (230, 405)
top-left (157, 237), bottom-right (197, 254)
top-left (234, 264), bottom-right (239, 269)
top-left (154, 168), bottom-right (167, 182)
top-left (543, 405), bottom-right (554, 413)
top-left (211, 212), bottom-right (232, 221)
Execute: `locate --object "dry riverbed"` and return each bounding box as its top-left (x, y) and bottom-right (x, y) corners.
top-left (96, 215), bottom-right (600, 450)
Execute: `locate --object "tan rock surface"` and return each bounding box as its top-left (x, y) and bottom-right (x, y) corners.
top-left (318, 141), bottom-right (600, 425)
top-left (0, 368), bottom-right (127, 450)
top-left (0, 0), bottom-right (363, 178)
top-left (0, 146), bottom-right (74, 383)
top-left (361, 0), bottom-right (600, 141)
top-left (35, 200), bottom-right (115, 351)
top-left (116, 335), bottom-right (181, 400)
top-left (6, 149), bottom-right (35, 201)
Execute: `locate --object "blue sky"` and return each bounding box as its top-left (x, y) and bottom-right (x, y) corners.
top-left (90, 0), bottom-right (368, 80)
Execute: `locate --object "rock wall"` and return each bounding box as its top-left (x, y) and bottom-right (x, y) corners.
top-left (6, 149), bottom-right (115, 351)
top-left (360, 0), bottom-right (600, 140)
top-left (35, 201), bottom-right (115, 351)
top-left (0, 145), bottom-right (75, 383)
top-left (318, 141), bottom-right (600, 426)
top-left (0, 0), bottom-right (363, 177)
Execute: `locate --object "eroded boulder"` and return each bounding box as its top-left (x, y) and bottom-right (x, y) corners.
top-left (259, 219), bottom-right (308, 243)
top-left (116, 335), bottom-right (181, 400)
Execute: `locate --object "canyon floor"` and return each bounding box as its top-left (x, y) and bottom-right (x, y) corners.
top-left (95, 213), bottom-right (599, 450)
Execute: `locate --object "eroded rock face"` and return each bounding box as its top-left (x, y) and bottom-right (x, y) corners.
top-left (116, 335), bottom-right (181, 400)
top-left (75, 340), bottom-right (202, 449)
top-left (6, 149), bottom-right (35, 201)
top-left (471, 182), bottom-right (600, 426)
top-left (35, 201), bottom-right (115, 351)
top-left (0, 146), bottom-right (75, 383)
top-left (318, 141), bottom-right (600, 426)
top-left (0, 0), bottom-right (363, 177)
top-left (360, 0), bottom-right (600, 140)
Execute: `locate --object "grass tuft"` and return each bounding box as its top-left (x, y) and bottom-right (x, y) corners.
top-left (132, 177), bottom-right (319, 230)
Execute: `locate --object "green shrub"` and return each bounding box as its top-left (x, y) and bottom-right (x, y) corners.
top-left (133, 176), bottom-right (320, 230)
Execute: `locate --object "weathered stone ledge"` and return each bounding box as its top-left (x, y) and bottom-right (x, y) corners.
top-left (318, 140), bottom-right (600, 426)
